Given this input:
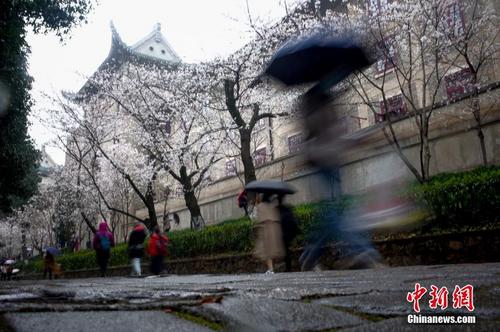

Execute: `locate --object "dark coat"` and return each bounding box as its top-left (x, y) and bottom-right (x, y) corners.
top-left (128, 225), bottom-right (147, 258)
top-left (278, 204), bottom-right (299, 244)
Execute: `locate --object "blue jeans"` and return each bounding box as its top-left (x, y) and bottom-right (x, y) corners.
top-left (300, 168), bottom-right (379, 270)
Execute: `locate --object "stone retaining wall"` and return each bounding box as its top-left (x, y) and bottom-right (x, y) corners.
top-left (21, 229), bottom-right (500, 279)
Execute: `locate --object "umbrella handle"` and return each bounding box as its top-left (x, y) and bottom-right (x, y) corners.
top-left (308, 63), bottom-right (359, 95)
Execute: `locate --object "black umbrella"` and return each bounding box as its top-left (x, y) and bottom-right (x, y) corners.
top-left (245, 180), bottom-right (296, 195)
top-left (265, 30), bottom-right (372, 87)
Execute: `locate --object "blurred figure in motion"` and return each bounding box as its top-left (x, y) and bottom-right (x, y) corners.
top-left (254, 193), bottom-right (285, 274)
top-left (148, 225), bottom-right (168, 275)
top-left (1, 258), bottom-right (16, 280)
top-left (128, 222), bottom-right (147, 277)
top-left (93, 221), bottom-right (115, 277)
top-left (0, 260), bottom-right (9, 281)
top-left (263, 29), bottom-right (393, 270)
top-left (298, 86), bottom-right (383, 271)
top-left (43, 251), bottom-right (55, 279)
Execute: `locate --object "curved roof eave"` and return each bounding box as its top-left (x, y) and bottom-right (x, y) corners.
top-left (77, 21), bottom-right (180, 99)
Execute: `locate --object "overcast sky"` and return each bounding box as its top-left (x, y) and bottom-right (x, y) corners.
top-left (27, 0), bottom-right (294, 164)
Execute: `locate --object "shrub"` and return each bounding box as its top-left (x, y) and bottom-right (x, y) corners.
top-left (168, 217), bottom-right (253, 258)
top-left (27, 201), bottom-right (355, 273)
top-left (413, 166), bottom-right (500, 225)
top-left (24, 216), bottom-right (255, 273)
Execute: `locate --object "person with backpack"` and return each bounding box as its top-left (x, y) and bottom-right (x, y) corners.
top-left (237, 190), bottom-right (249, 216)
top-left (148, 226), bottom-right (168, 275)
top-left (277, 195), bottom-right (299, 272)
top-left (92, 221), bottom-right (115, 277)
top-left (128, 222), bottom-right (147, 276)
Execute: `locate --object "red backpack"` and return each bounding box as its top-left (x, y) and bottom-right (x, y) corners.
top-left (156, 235), bottom-right (168, 256)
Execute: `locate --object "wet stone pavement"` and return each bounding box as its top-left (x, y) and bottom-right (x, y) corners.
top-left (0, 263), bottom-right (499, 331)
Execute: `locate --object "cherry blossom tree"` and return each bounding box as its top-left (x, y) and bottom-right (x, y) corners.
top-left (88, 61), bottom-right (228, 229)
top-left (0, 214), bottom-right (22, 258)
top-left (342, 0), bottom-right (473, 183)
top-left (16, 186), bottom-right (57, 255)
top-left (47, 89), bottom-right (162, 231)
top-left (439, 0), bottom-right (500, 165)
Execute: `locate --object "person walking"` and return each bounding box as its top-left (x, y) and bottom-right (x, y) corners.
top-left (128, 222), bottom-right (147, 276)
top-left (253, 193), bottom-right (285, 274)
top-left (148, 226), bottom-right (168, 275)
top-left (43, 251), bottom-right (55, 279)
top-left (92, 221), bottom-right (115, 277)
top-left (237, 190), bottom-right (249, 216)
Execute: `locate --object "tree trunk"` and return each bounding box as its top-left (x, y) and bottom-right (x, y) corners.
top-left (179, 166), bottom-right (204, 230)
top-left (477, 126), bottom-right (488, 165)
top-left (144, 181), bottom-right (158, 231)
top-left (240, 129), bottom-right (256, 184)
top-left (422, 125), bottom-right (431, 182)
top-left (184, 190), bottom-right (204, 230)
top-left (80, 212), bottom-right (97, 234)
top-left (471, 83), bottom-right (488, 165)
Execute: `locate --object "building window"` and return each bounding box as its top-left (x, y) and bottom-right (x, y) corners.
top-left (376, 94), bottom-right (406, 122)
top-left (376, 37), bottom-right (396, 74)
top-left (254, 118), bottom-right (267, 132)
top-left (163, 120), bottom-right (171, 135)
top-left (254, 147), bottom-right (267, 167)
top-left (287, 133), bottom-right (304, 154)
top-left (368, 0), bottom-right (388, 16)
top-left (338, 116), bottom-right (351, 135)
top-left (225, 159), bottom-right (236, 177)
top-left (444, 1), bottom-right (465, 38)
top-left (445, 68), bottom-right (474, 100)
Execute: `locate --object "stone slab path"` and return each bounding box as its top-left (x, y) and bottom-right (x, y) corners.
top-left (0, 263), bottom-right (499, 331)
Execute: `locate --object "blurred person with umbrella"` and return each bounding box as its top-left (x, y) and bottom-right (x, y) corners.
top-left (46, 246), bottom-right (60, 256)
top-left (246, 180), bottom-right (296, 273)
top-left (264, 28), bottom-right (383, 270)
top-left (43, 249), bottom-right (56, 279)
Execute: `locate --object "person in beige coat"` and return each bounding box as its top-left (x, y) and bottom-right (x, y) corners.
top-left (253, 193), bottom-right (285, 274)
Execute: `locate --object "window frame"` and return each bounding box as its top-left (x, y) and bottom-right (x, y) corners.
top-left (287, 132), bottom-right (304, 155)
top-left (443, 0), bottom-right (465, 39)
top-left (163, 120), bottom-right (171, 135)
top-left (225, 158), bottom-right (237, 177)
top-left (367, 0), bottom-right (389, 16)
top-left (376, 94), bottom-right (407, 123)
top-left (375, 36), bottom-right (397, 75)
top-left (444, 68), bottom-right (474, 100)
top-left (254, 146), bottom-right (267, 168)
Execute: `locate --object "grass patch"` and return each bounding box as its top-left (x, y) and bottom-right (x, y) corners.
top-left (326, 305), bottom-right (389, 322)
top-left (168, 308), bottom-right (224, 331)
